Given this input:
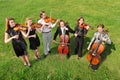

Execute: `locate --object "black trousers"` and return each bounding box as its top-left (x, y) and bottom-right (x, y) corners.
top-left (91, 64), bottom-right (99, 70)
top-left (75, 36), bottom-right (84, 57)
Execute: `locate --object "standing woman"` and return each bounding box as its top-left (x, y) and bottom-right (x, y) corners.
top-left (53, 20), bottom-right (75, 59)
top-left (25, 18), bottom-right (41, 60)
top-left (4, 18), bottom-right (31, 66)
top-left (38, 11), bottom-right (58, 58)
top-left (74, 17), bottom-right (89, 59)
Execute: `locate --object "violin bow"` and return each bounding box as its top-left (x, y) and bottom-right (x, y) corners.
top-left (50, 9), bottom-right (52, 23)
top-left (52, 40), bottom-right (70, 45)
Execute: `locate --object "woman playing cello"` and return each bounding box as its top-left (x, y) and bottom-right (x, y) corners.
top-left (87, 24), bottom-right (111, 71)
top-left (53, 20), bottom-right (74, 59)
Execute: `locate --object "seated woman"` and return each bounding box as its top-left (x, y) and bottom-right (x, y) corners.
top-left (53, 20), bottom-right (74, 59)
top-left (87, 24), bottom-right (111, 71)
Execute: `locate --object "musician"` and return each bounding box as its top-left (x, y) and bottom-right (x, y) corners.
top-left (53, 20), bottom-right (75, 59)
top-left (4, 18), bottom-right (31, 66)
top-left (25, 18), bottom-right (40, 60)
top-left (37, 11), bottom-right (58, 58)
top-left (87, 24), bottom-right (111, 71)
top-left (74, 17), bottom-right (89, 59)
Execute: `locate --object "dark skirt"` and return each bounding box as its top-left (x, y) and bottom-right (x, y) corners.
top-left (12, 40), bottom-right (27, 57)
top-left (29, 34), bottom-right (40, 50)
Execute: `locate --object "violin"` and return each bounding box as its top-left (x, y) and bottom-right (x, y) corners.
top-left (79, 23), bottom-right (94, 30)
top-left (44, 16), bottom-right (57, 23)
top-left (30, 23), bottom-right (42, 29)
top-left (58, 29), bottom-right (69, 54)
top-left (13, 24), bottom-right (27, 31)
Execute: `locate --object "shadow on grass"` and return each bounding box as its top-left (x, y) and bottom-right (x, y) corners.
top-left (50, 35), bottom-right (91, 59)
top-left (101, 41), bottom-right (116, 63)
top-left (90, 41), bottom-right (116, 70)
top-left (69, 36), bottom-right (91, 57)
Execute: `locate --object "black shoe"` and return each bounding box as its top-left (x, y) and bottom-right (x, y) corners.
top-left (48, 50), bottom-right (51, 53)
top-left (66, 54), bottom-right (70, 59)
top-left (44, 54), bottom-right (47, 58)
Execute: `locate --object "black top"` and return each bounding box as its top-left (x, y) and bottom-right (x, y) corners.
top-left (28, 28), bottom-right (36, 35)
top-left (74, 25), bottom-right (88, 37)
top-left (27, 28), bottom-right (40, 50)
top-left (6, 27), bottom-right (26, 44)
top-left (53, 25), bottom-right (75, 40)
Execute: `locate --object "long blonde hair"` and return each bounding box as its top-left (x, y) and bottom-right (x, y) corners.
top-left (25, 17), bottom-right (32, 25)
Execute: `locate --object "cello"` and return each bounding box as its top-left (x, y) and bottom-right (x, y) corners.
top-left (58, 28), bottom-right (69, 54)
top-left (87, 30), bottom-right (108, 65)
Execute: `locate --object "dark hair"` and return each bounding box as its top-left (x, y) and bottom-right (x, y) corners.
top-left (58, 20), bottom-right (65, 26)
top-left (5, 17), bottom-right (14, 30)
top-left (97, 24), bottom-right (104, 28)
top-left (77, 16), bottom-right (84, 25)
top-left (40, 11), bottom-right (45, 18)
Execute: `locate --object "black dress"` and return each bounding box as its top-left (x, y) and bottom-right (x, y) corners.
top-left (28, 29), bottom-right (40, 50)
top-left (6, 28), bottom-right (27, 57)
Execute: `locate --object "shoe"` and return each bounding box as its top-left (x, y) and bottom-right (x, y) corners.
top-left (44, 54), bottom-right (47, 58)
top-left (35, 56), bottom-right (40, 61)
top-left (48, 50), bottom-right (51, 53)
top-left (92, 69), bottom-right (97, 72)
top-left (28, 63), bottom-right (31, 67)
top-left (66, 54), bottom-right (70, 59)
top-left (78, 57), bottom-right (81, 60)
top-left (24, 63), bottom-right (27, 66)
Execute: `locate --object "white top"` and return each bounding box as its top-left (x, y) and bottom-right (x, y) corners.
top-left (61, 27), bottom-right (65, 34)
top-left (61, 26), bottom-right (69, 34)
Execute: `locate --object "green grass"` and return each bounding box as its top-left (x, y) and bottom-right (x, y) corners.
top-left (0, 0), bottom-right (120, 80)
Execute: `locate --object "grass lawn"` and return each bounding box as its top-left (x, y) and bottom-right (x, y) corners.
top-left (0, 0), bottom-right (120, 80)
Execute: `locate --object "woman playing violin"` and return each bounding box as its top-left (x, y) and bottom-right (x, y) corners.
top-left (74, 17), bottom-right (89, 59)
top-left (4, 18), bottom-right (31, 67)
top-left (53, 20), bottom-right (74, 59)
top-left (87, 24), bottom-right (111, 71)
top-left (25, 18), bottom-right (41, 60)
top-left (37, 11), bottom-right (58, 58)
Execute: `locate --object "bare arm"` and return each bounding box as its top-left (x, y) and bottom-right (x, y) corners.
top-left (28, 34), bottom-right (36, 38)
top-left (4, 32), bottom-right (18, 43)
top-left (21, 26), bottom-right (31, 38)
top-left (50, 19), bottom-right (59, 28)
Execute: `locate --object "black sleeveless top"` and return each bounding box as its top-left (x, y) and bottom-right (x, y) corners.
top-left (28, 28), bottom-right (40, 50)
